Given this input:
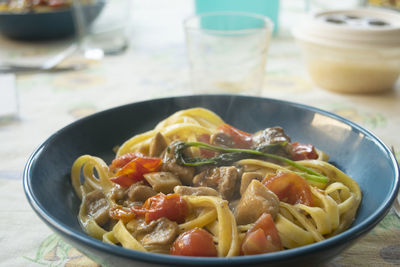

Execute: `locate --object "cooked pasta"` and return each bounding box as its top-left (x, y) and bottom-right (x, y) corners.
top-left (71, 107), bottom-right (361, 257)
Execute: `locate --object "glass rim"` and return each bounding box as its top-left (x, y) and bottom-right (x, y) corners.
top-left (183, 11), bottom-right (274, 34)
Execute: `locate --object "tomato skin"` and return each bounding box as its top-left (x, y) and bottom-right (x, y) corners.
top-left (109, 152), bottom-right (145, 170)
top-left (251, 213), bottom-right (282, 249)
top-left (263, 172), bottom-right (313, 206)
top-left (197, 134), bottom-right (216, 158)
top-left (109, 154), bottom-right (162, 187)
top-left (217, 124), bottom-right (253, 149)
top-left (291, 142), bottom-right (318, 161)
top-left (242, 228), bottom-right (270, 255)
top-left (131, 193), bottom-right (188, 224)
top-left (241, 213), bottom-right (282, 255)
top-left (110, 161), bottom-right (148, 187)
top-left (109, 206), bottom-right (135, 223)
top-left (171, 228), bottom-right (218, 257)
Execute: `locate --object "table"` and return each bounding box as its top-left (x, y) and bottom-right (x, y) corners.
top-left (0, 1), bottom-right (399, 266)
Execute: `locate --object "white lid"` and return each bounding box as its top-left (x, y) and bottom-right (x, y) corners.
top-left (292, 8), bottom-right (400, 49)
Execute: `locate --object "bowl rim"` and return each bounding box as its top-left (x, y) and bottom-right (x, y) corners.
top-left (23, 94), bottom-right (400, 265)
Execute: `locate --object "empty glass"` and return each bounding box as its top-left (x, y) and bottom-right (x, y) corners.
top-left (72, 0), bottom-right (131, 59)
top-left (184, 12), bottom-right (273, 95)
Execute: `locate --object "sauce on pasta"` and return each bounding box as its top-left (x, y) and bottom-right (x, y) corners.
top-left (71, 108), bottom-right (362, 257)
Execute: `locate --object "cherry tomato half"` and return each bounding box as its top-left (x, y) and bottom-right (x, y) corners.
top-left (241, 213), bottom-right (282, 255)
top-left (110, 154), bottom-right (162, 187)
top-left (131, 193), bottom-right (187, 224)
top-left (171, 228), bottom-right (218, 257)
top-left (263, 171), bottom-right (313, 206)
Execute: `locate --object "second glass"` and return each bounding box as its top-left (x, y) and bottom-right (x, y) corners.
top-left (184, 12), bottom-right (273, 95)
top-left (72, 0), bottom-right (131, 59)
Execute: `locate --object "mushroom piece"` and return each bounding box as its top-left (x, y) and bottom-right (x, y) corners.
top-left (234, 180), bottom-right (280, 225)
top-left (173, 185), bottom-right (219, 197)
top-left (240, 172), bottom-right (264, 196)
top-left (140, 218), bottom-right (180, 247)
top-left (84, 189), bottom-right (110, 226)
top-left (126, 182), bottom-right (157, 202)
top-left (210, 132), bottom-right (234, 148)
top-left (252, 126), bottom-right (293, 157)
top-left (162, 141), bottom-right (195, 185)
top-left (193, 166), bottom-right (240, 200)
top-left (149, 132), bottom-right (168, 157)
top-left (144, 172), bottom-right (182, 194)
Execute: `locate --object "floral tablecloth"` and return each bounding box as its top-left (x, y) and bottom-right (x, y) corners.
top-left (0, 1), bottom-right (399, 266)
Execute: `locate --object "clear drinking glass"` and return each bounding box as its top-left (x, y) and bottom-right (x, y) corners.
top-left (184, 12), bottom-right (273, 95)
top-left (72, 0), bottom-right (131, 59)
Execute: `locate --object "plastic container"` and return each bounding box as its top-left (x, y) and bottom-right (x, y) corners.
top-left (292, 8), bottom-right (400, 94)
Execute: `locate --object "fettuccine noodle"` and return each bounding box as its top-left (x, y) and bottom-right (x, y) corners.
top-left (71, 107), bottom-right (361, 257)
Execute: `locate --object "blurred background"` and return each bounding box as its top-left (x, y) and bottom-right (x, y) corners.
top-left (0, 0), bottom-right (398, 111)
top-left (1, 1), bottom-right (400, 266)
top-left (1, 0), bottom-right (399, 182)
top-left (0, 0), bottom-right (399, 162)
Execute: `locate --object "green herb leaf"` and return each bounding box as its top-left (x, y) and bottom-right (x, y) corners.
top-left (172, 141), bottom-right (329, 184)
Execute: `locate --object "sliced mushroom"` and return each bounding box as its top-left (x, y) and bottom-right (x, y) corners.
top-left (173, 185), bottom-right (219, 197)
top-left (240, 172), bottom-right (264, 196)
top-left (84, 189), bottom-right (110, 226)
top-left (193, 166), bottom-right (240, 200)
top-left (252, 126), bottom-right (293, 157)
top-left (126, 182), bottom-right (157, 202)
top-left (149, 132), bottom-right (168, 157)
top-left (210, 132), bottom-right (234, 148)
top-left (141, 217), bottom-right (179, 246)
top-left (235, 180), bottom-right (280, 225)
top-left (162, 141), bottom-right (195, 185)
top-left (144, 172), bottom-right (182, 194)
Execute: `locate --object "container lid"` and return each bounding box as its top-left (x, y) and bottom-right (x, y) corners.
top-left (292, 8), bottom-right (400, 49)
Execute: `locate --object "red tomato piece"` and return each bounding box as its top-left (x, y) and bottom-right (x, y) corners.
top-left (197, 134), bottom-right (216, 158)
top-left (291, 142), bottom-right (318, 161)
top-left (242, 229), bottom-right (271, 255)
top-left (135, 157), bottom-right (163, 172)
top-left (241, 213), bottom-right (282, 255)
top-left (109, 152), bottom-right (144, 170)
top-left (263, 172), bottom-right (314, 206)
top-left (110, 173), bottom-right (143, 187)
top-left (171, 228), bottom-right (218, 257)
top-left (217, 123), bottom-right (253, 149)
top-left (110, 155), bottom-right (162, 187)
top-left (109, 206), bottom-right (135, 223)
top-left (131, 193), bottom-right (187, 224)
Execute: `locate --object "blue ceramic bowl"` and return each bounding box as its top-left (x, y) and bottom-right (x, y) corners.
top-left (24, 95), bottom-right (399, 266)
top-left (0, 3), bottom-right (103, 40)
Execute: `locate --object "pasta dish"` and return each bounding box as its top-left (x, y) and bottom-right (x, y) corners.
top-left (0, 0), bottom-right (93, 13)
top-left (71, 108), bottom-right (362, 257)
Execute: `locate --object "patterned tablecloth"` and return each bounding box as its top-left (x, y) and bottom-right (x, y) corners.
top-left (0, 1), bottom-right (399, 266)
